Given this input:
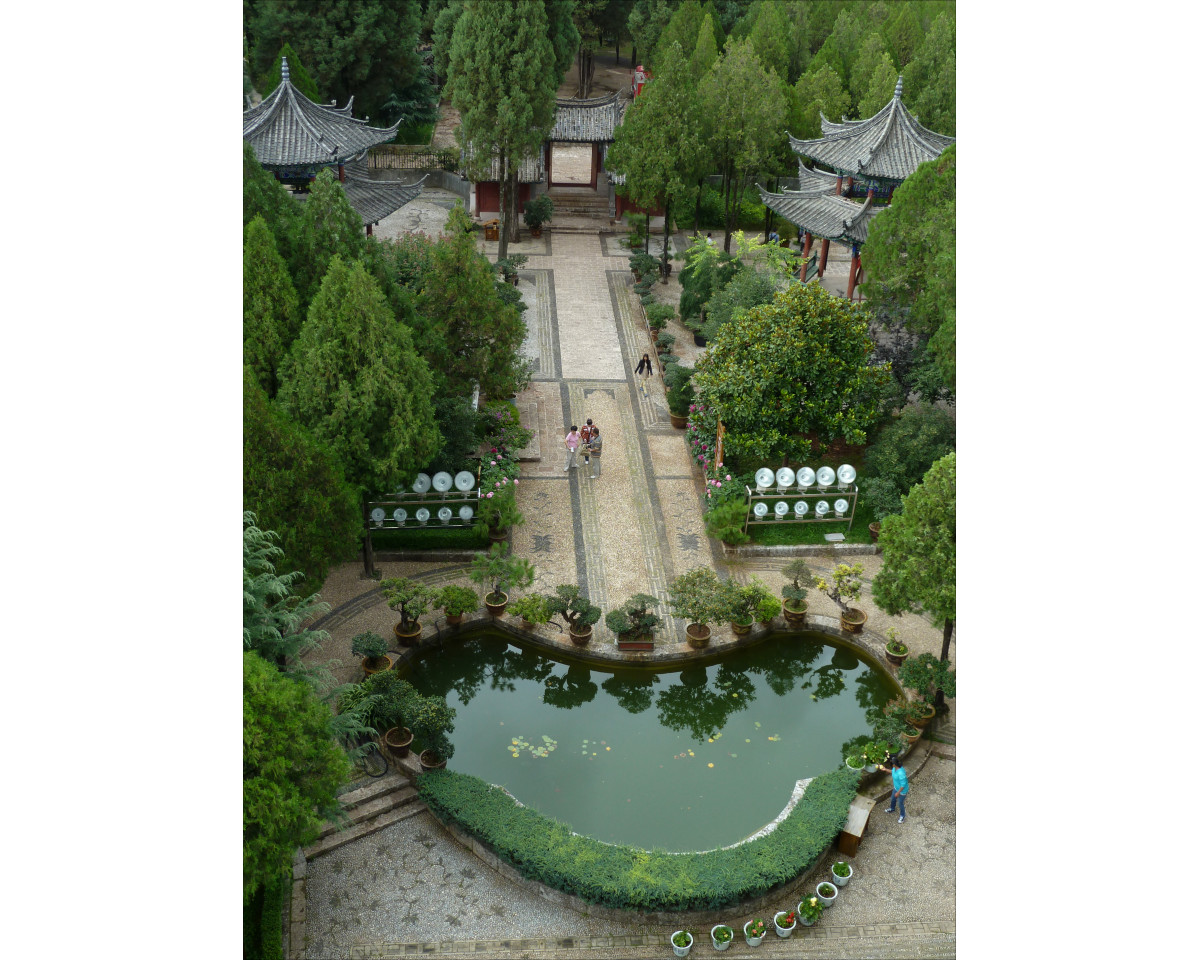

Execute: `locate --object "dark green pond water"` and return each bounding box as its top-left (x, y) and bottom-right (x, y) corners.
top-left (403, 631), bottom-right (896, 852)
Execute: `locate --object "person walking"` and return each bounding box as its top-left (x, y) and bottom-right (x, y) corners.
top-left (586, 425), bottom-right (602, 478)
top-left (579, 419), bottom-right (596, 474)
top-left (882, 753), bottom-right (909, 823)
top-left (635, 353), bottom-right (653, 398)
top-left (564, 425), bottom-right (581, 471)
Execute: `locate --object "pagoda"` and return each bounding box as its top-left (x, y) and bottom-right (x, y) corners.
top-left (760, 77), bottom-right (954, 300)
top-left (243, 57), bottom-right (401, 184)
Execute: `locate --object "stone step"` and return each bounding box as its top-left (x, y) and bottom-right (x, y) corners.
top-left (305, 794), bottom-right (426, 859)
top-left (317, 784), bottom-right (420, 840)
top-left (335, 772), bottom-right (410, 812)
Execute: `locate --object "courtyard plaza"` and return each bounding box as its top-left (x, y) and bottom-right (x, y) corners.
top-left (295, 184), bottom-right (956, 959)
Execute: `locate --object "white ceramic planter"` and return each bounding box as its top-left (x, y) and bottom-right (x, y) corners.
top-left (816, 882), bottom-right (838, 907)
top-left (671, 931), bottom-right (692, 957)
top-left (711, 925), bottom-right (734, 951)
top-left (846, 759), bottom-right (865, 774)
top-left (743, 921), bottom-right (765, 947)
top-left (773, 912), bottom-right (796, 938)
top-left (831, 862), bottom-right (853, 887)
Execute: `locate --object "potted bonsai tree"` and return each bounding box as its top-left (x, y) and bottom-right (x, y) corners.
top-left (495, 253), bottom-right (528, 285)
top-left (629, 250), bottom-right (658, 282)
top-left (815, 562), bottom-right (868, 632)
top-left (407, 690), bottom-right (456, 771)
top-left (508, 593), bottom-right (552, 630)
top-left (668, 567), bottom-right (731, 647)
top-left (664, 364), bottom-right (695, 429)
top-left (545, 584), bottom-right (602, 645)
top-left (350, 631), bottom-right (392, 676)
top-left (476, 489), bottom-right (524, 542)
top-left (884, 626), bottom-right (910, 667)
top-left (899, 652), bottom-right (956, 711)
top-left (724, 576), bottom-right (775, 636)
top-left (469, 542), bottom-right (535, 617)
top-left (522, 193), bottom-right (553, 237)
top-left (435, 584), bottom-right (479, 625)
top-left (380, 577), bottom-right (438, 644)
top-left (604, 593), bottom-right (663, 650)
top-left (780, 558), bottom-right (816, 625)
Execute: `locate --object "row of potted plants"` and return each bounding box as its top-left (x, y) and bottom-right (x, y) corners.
top-left (336, 668), bottom-right (456, 772)
top-left (670, 862), bottom-right (854, 954)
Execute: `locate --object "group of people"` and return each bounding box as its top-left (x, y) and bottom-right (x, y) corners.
top-left (563, 419), bottom-right (603, 478)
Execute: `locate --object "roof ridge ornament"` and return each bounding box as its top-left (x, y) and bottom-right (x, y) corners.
top-left (894, 75), bottom-right (903, 100)
top-left (281, 56), bottom-right (290, 83)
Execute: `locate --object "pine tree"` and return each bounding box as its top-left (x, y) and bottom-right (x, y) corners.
top-left (745, 0), bottom-right (792, 84)
top-left (858, 55), bottom-right (899, 119)
top-left (689, 12), bottom-right (719, 79)
top-left (243, 142), bottom-right (299, 270)
top-left (278, 255), bottom-right (441, 495)
top-left (790, 62), bottom-right (851, 139)
top-left (447, 0), bottom-right (558, 255)
top-left (293, 168), bottom-right (366, 309)
top-left (260, 42), bottom-right (320, 102)
top-left (244, 216), bottom-right (301, 398)
top-left (849, 33), bottom-right (891, 111)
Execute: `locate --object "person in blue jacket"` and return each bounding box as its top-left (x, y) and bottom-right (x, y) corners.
top-left (882, 753), bottom-right (909, 823)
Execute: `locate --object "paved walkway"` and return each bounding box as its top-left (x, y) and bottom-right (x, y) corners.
top-left (297, 200), bottom-right (956, 958)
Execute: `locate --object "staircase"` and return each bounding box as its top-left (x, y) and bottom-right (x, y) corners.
top-left (548, 186), bottom-right (611, 220)
top-left (303, 771), bottom-right (425, 859)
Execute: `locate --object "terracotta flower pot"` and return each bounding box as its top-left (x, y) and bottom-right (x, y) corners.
top-left (569, 624), bottom-right (592, 645)
top-left (418, 749), bottom-right (447, 771)
top-left (731, 619), bottom-right (753, 637)
top-left (839, 608), bottom-right (867, 633)
top-left (362, 655), bottom-right (393, 676)
top-left (783, 599), bottom-right (807, 625)
top-left (868, 521), bottom-right (881, 542)
top-left (445, 613), bottom-right (464, 626)
top-left (617, 632), bottom-right (654, 650)
top-left (686, 623), bottom-right (712, 648)
top-left (383, 726), bottom-right (413, 759)
top-left (393, 622), bottom-right (422, 646)
top-left (885, 645), bottom-right (909, 667)
top-left (669, 412), bottom-right (688, 429)
top-left (484, 592), bottom-right (509, 617)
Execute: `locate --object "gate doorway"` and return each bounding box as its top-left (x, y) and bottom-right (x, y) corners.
top-left (547, 142), bottom-right (597, 188)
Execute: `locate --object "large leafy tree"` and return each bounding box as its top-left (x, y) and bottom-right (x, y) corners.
top-left (697, 38), bottom-right (787, 252)
top-left (247, 0), bottom-right (424, 125)
top-left (278, 255), bottom-right (441, 495)
top-left (447, 0), bottom-right (558, 255)
top-left (243, 216), bottom-right (301, 398)
top-left (627, 0), bottom-right (675, 65)
top-left (411, 208), bottom-right (531, 400)
top-left (860, 144), bottom-right (955, 389)
top-left (431, 0), bottom-right (467, 83)
top-left (293, 168), bottom-right (367, 310)
top-left (693, 281), bottom-right (891, 463)
top-left (872, 452), bottom-right (956, 677)
top-left (653, 0), bottom-right (705, 65)
top-left (858, 51), bottom-right (899, 118)
top-left (900, 9), bottom-right (954, 131)
top-left (806, 7), bottom-right (864, 84)
top-left (244, 371), bottom-right (359, 589)
top-left (605, 42), bottom-right (705, 276)
top-left (546, 0), bottom-right (583, 84)
top-left (689, 12), bottom-right (719, 78)
top-left (745, 0), bottom-right (793, 84)
top-left (572, 0), bottom-right (609, 98)
top-left (243, 650), bottom-right (350, 902)
top-left (849, 32), bottom-right (890, 112)
top-left (789, 62), bottom-right (851, 139)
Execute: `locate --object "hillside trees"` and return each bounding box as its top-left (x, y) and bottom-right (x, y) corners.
top-left (243, 216), bottom-right (301, 398)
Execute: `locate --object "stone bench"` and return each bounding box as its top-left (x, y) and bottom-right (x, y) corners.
top-left (837, 793), bottom-right (877, 858)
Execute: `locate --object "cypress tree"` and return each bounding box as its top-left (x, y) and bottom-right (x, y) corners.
top-left (244, 216), bottom-right (301, 398)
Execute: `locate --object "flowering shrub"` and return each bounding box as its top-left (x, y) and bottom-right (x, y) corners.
top-left (686, 402), bottom-right (719, 475)
top-left (480, 401), bottom-right (532, 458)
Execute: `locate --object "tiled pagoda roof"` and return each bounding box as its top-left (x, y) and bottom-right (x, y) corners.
top-left (787, 77), bottom-right (953, 183)
top-left (243, 58), bottom-right (400, 171)
top-left (756, 184), bottom-right (879, 246)
top-left (549, 91), bottom-right (626, 142)
top-left (340, 157), bottom-right (427, 226)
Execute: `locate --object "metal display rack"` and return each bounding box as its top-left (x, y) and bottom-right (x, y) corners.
top-left (742, 483), bottom-right (859, 537)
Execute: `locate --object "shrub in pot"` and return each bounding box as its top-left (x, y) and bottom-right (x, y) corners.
top-left (351, 631), bottom-right (391, 674)
top-left (884, 626), bottom-right (910, 666)
top-left (495, 253), bottom-right (528, 284)
top-left (655, 331), bottom-right (676, 356)
top-left (508, 593), bottom-right (552, 629)
top-left (469, 543), bottom-right (535, 611)
top-left (645, 302), bottom-right (676, 329)
top-left (407, 690), bottom-right (456, 768)
top-left (898, 652), bottom-right (956, 706)
top-left (754, 591), bottom-right (782, 626)
top-left (780, 558), bottom-right (816, 622)
top-left (815, 562), bottom-right (867, 632)
top-left (668, 567), bottom-right (732, 646)
top-left (703, 498), bottom-right (750, 545)
top-left (629, 251), bottom-right (657, 280)
top-left (475, 486), bottom-right (524, 538)
top-left (743, 918), bottom-right (766, 946)
top-left (604, 593), bottom-right (663, 646)
top-left (435, 584), bottom-right (479, 623)
top-left (381, 578), bottom-right (438, 642)
top-left (545, 584), bottom-right (602, 642)
top-left (522, 194), bottom-right (553, 234)
top-left (773, 910), bottom-right (797, 937)
top-left (723, 576), bottom-right (774, 632)
top-left (671, 931), bottom-right (693, 957)
top-left (664, 364), bottom-right (695, 424)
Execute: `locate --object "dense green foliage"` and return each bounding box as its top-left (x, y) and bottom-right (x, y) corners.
top-left (860, 403), bottom-right (955, 520)
top-left (693, 282), bottom-right (891, 463)
top-left (244, 651), bottom-right (350, 902)
top-left (278, 255), bottom-right (441, 494)
top-left (701, 263), bottom-right (779, 341)
top-left (292, 169), bottom-right (367, 309)
top-left (243, 217), bottom-right (301, 398)
top-left (416, 765), bottom-right (861, 910)
top-left (243, 371), bottom-right (359, 588)
top-left (246, 0), bottom-right (426, 126)
top-left (861, 145), bottom-right (955, 389)
top-left (243, 143), bottom-right (300, 274)
top-left (260, 41), bottom-right (320, 102)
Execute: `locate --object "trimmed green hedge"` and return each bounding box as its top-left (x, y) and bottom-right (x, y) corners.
top-left (416, 765), bottom-right (859, 912)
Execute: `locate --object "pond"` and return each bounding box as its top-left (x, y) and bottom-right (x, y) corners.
top-left (402, 631), bottom-right (897, 852)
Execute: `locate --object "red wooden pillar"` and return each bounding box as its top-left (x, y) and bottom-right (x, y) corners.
top-left (845, 176), bottom-right (854, 194)
top-left (338, 163), bottom-right (345, 183)
top-left (846, 244), bottom-right (861, 301)
top-left (866, 186), bottom-right (875, 202)
top-left (799, 232), bottom-right (814, 281)
top-left (835, 175), bottom-right (844, 195)
top-left (818, 238), bottom-right (831, 276)
top-left (366, 223), bottom-right (373, 236)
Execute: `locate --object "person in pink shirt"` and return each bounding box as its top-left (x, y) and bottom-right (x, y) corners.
top-left (563, 425), bottom-right (580, 471)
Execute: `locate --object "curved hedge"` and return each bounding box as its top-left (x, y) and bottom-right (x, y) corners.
top-left (416, 765), bottom-right (860, 912)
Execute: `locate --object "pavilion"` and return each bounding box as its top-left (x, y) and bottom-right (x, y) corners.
top-left (759, 77), bottom-right (954, 300)
top-left (243, 58), bottom-right (425, 233)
